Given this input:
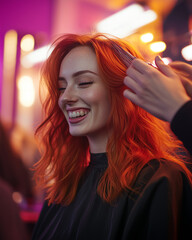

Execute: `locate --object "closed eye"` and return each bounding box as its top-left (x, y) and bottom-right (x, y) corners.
top-left (79, 82), bottom-right (93, 86)
top-left (58, 87), bottom-right (66, 92)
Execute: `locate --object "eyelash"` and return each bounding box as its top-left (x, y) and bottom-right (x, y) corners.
top-left (58, 82), bottom-right (93, 92)
top-left (58, 87), bottom-right (66, 92)
top-left (79, 81), bottom-right (93, 86)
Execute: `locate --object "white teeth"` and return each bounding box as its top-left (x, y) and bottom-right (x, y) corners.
top-left (68, 110), bottom-right (88, 118)
top-left (72, 112), bottom-right (76, 118)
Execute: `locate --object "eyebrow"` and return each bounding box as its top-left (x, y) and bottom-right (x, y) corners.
top-left (58, 70), bottom-right (98, 81)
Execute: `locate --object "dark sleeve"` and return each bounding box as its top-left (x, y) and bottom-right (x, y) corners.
top-left (143, 170), bottom-right (192, 240)
top-left (171, 100), bottom-right (192, 155)
top-left (124, 162), bottom-right (192, 240)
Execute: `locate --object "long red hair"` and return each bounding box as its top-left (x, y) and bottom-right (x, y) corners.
top-left (34, 33), bottom-right (192, 205)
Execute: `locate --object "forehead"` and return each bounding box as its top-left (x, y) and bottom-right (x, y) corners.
top-left (59, 46), bottom-right (98, 76)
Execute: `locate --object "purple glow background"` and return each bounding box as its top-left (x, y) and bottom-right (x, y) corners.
top-left (0, 0), bottom-right (113, 116)
top-left (0, 0), bottom-right (53, 113)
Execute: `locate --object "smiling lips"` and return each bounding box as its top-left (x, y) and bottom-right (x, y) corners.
top-left (67, 109), bottom-right (90, 123)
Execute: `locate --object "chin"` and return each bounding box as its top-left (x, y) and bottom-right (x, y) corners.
top-left (69, 130), bottom-right (86, 137)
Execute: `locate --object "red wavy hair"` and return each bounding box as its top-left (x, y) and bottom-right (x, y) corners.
top-left (34, 33), bottom-right (192, 205)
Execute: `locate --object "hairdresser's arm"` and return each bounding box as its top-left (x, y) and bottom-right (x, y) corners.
top-left (166, 61), bottom-right (192, 155)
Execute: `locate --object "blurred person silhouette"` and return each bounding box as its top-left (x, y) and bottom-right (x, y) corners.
top-left (0, 120), bottom-right (34, 201)
top-left (10, 123), bottom-right (43, 203)
top-left (11, 124), bottom-right (41, 169)
top-left (0, 120), bottom-right (34, 239)
top-left (124, 58), bottom-right (192, 155)
top-left (32, 33), bottom-right (192, 240)
top-left (0, 178), bottom-right (29, 240)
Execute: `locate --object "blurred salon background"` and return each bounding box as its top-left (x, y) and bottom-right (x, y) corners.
top-left (0, 0), bottom-right (191, 238)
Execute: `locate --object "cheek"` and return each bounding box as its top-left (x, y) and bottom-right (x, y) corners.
top-left (99, 89), bottom-right (111, 111)
top-left (82, 90), bottom-right (98, 103)
top-left (91, 91), bottom-right (111, 116)
top-left (58, 98), bottom-right (61, 109)
top-left (58, 97), bottom-right (68, 118)
top-left (101, 99), bottom-right (111, 117)
top-left (58, 94), bottom-right (65, 110)
top-left (84, 87), bottom-right (110, 105)
top-left (58, 98), bottom-right (63, 112)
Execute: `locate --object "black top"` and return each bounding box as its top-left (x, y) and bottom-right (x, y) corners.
top-left (171, 100), bottom-right (192, 155)
top-left (32, 153), bottom-right (192, 240)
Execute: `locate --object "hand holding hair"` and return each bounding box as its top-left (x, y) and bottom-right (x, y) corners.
top-left (169, 61), bottom-right (192, 98)
top-left (123, 56), bottom-right (191, 122)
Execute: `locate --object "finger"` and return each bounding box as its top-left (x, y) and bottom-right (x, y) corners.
top-left (126, 66), bottom-right (144, 86)
top-left (129, 58), bottom-right (152, 74)
top-left (170, 67), bottom-right (190, 80)
top-left (124, 76), bottom-right (142, 94)
top-left (169, 63), bottom-right (192, 80)
top-left (155, 56), bottom-right (175, 77)
top-left (123, 89), bottom-right (141, 106)
top-left (181, 78), bottom-right (192, 98)
top-left (169, 61), bottom-right (192, 76)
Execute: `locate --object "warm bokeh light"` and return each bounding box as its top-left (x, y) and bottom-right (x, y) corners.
top-left (21, 44), bottom-right (53, 68)
top-left (140, 33), bottom-right (154, 43)
top-left (181, 44), bottom-right (192, 61)
top-left (20, 34), bottom-right (35, 52)
top-left (149, 41), bottom-right (166, 53)
top-left (12, 192), bottom-right (23, 204)
top-left (2, 30), bottom-right (18, 122)
top-left (161, 57), bottom-right (172, 65)
top-left (17, 76), bottom-right (35, 107)
top-left (96, 3), bottom-right (157, 38)
top-left (152, 57), bottom-right (172, 66)
top-left (3, 30), bottom-right (18, 72)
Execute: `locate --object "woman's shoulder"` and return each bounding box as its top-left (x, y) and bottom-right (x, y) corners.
top-left (147, 158), bottom-right (190, 181)
top-left (133, 159), bottom-right (191, 195)
top-left (142, 158), bottom-right (188, 176)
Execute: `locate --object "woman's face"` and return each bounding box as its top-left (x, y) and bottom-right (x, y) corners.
top-left (58, 46), bottom-right (111, 145)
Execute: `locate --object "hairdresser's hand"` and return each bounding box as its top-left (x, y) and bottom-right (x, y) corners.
top-left (123, 56), bottom-right (191, 122)
top-left (169, 61), bottom-right (192, 98)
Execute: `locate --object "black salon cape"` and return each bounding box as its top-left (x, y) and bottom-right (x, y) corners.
top-left (171, 100), bottom-right (192, 156)
top-left (32, 153), bottom-right (192, 240)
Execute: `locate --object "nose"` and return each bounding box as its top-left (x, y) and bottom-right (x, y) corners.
top-left (59, 85), bottom-right (78, 105)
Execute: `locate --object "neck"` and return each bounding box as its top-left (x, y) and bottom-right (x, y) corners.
top-left (87, 133), bottom-right (108, 154)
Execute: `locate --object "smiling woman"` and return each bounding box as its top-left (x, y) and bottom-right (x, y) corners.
top-left (32, 33), bottom-right (192, 240)
top-left (58, 46), bottom-right (111, 152)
